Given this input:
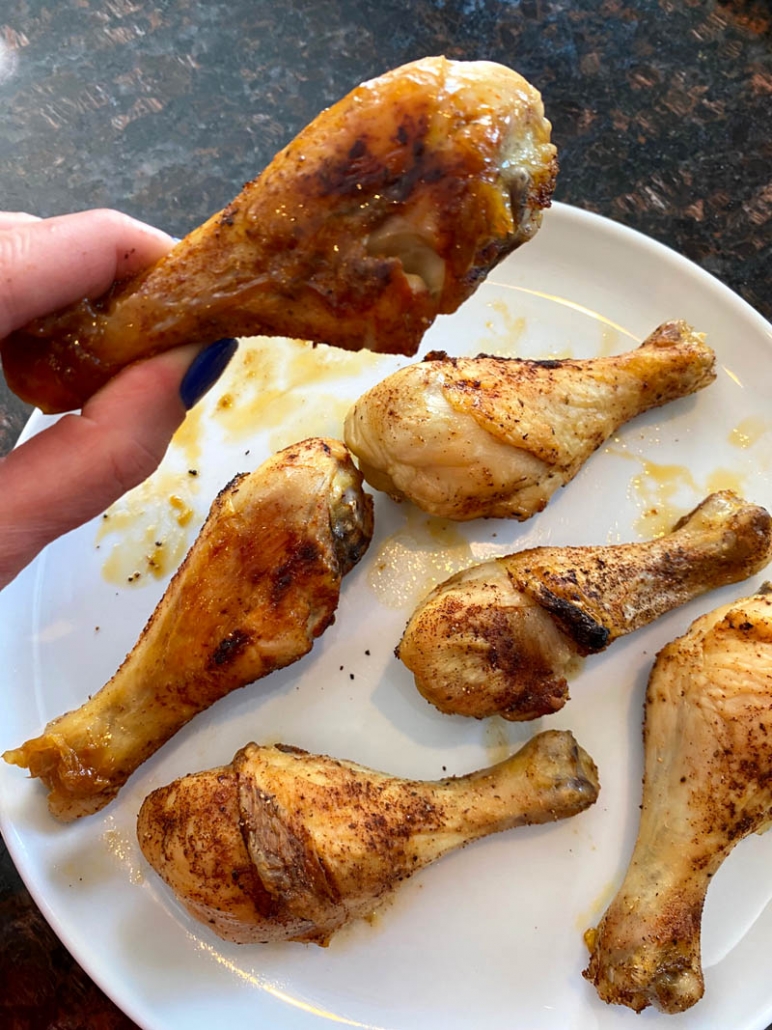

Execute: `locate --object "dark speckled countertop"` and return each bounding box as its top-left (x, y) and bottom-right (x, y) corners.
top-left (1, 1), bottom-right (771, 1027)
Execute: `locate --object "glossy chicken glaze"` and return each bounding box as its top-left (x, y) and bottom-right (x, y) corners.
top-left (1, 56), bottom-right (557, 413)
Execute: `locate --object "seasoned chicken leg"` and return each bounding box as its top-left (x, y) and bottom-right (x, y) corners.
top-left (344, 320), bottom-right (715, 520)
top-left (1, 56), bottom-right (557, 414)
top-left (137, 730), bottom-right (599, 945)
top-left (3, 438), bottom-right (373, 820)
top-left (583, 585), bottom-right (772, 1013)
top-left (397, 491), bottom-right (772, 720)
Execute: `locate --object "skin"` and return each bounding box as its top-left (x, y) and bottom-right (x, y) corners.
top-left (0, 209), bottom-right (207, 590)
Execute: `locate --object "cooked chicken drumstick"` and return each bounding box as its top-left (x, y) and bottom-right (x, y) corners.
top-left (137, 730), bottom-right (599, 945)
top-left (1, 56), bottom-right (557, 414)
top-left (3, 438), bottom-right (373, 821)
top-left (583, 585), bottom-right (772, 1014)
top-left (344, 320), bottom-right (715, 520)
top-left (397, 491), bottom-right (772, 720)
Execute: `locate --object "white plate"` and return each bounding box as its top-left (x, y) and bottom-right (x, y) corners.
top-left (2, 202), bottom-right (772, 1030)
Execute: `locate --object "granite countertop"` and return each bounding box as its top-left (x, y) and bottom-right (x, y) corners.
top-left (1, 1), bottom-right (771, 1027)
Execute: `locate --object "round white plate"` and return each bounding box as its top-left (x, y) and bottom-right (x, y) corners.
top-left (2, 202), bottom-right (772, 1030)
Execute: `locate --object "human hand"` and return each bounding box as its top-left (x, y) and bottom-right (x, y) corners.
top-left (0, 209), bottom-right (237, 589)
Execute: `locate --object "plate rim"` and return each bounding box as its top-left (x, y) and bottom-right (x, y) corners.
top-left (2, 200), bottom-right (772, 1030)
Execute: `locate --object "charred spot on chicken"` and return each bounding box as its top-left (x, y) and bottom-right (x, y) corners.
top-left (397, 491), bottom-right (772, 721)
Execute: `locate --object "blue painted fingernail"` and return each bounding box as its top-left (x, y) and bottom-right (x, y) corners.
top-left (180, 337), bottom-right (239, 410)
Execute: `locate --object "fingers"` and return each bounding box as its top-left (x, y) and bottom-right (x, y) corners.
top-left (0, 344), bottom-right (199, 590)
top-left (0, 209), bottom-right (241, 589)
top-left (0, 209), bottom-right (175, 339)
top-left (0, 212), bottom-right (41, 230)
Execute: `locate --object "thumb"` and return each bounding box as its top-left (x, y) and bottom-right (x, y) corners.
top-left (0, 338), bottom-right (237, 588)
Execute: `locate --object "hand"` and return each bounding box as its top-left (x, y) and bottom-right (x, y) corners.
top-left (0, 209), bottom-right (237, 590)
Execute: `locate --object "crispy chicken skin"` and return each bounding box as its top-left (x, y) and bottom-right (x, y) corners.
top-left (137, 730), bottom-right (599, 945)
top-left (397, 491), bottom-right (772, 720)
top-left (1, 56), bottom-right (557, 414)
top-left (3, 439), bottom-right (373, 821)
top-left (344, 321), bottom-right (715, 521)
top-left (583, 585), bottom-right (772, 1014)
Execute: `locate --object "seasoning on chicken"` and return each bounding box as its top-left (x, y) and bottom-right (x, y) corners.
top-left (137, 730), bottom-right (599, 945)
top-left (397, 491), bottom-right (772, 720)
top-left (3, 438), bottom-right (373, 820)
top-left (344, 320), bottom-right (715, 521)
top-left (583, 585), bottom-right (772, 1014)
top-left (1, 56), bottom-right (558, 414)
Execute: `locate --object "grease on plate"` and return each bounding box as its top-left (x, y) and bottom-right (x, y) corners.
top-left (603, 437), bottom-right (756, 540)
top-left (53, 821), bottom-right (145, 888)
top-left (729, 415), bottom-right (769, 450)
top-left (210, 336), bottom-right (398, 451)
top-left (367, 507), bottom-right (474, 610)
top-left (97, 469), bottom-right (202, 586)
top-left (480, 299), bottom-right (528, 354)
top-left (93, 336), bottom-right (401, 587)
top-left (103, 825), bottom-right (145, 886)
top-left (628, 457), bottom-right (700, 538)
top-left (629, 459), bottom-right (753, 537)
top-left (575, 880), bottom-right (622, 934)
top-left (499, 285), bottom-right (638, 345)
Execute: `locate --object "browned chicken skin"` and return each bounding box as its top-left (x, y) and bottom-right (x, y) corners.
top-left (1, 56), bottom-right (557, 413)
top-left (3, 438), bottom-right (373, 820)
top-left (397, 491), bottom-right (772, 720)
top-left (344, 321), bottom-right (715, 521)
top-left (137, 730), bottom-right (599, 945)
top-left (583, 585), bottom-right (772, 1014)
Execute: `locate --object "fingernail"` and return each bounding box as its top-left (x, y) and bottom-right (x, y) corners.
top-left (180, 337), bottom-right (239, 409)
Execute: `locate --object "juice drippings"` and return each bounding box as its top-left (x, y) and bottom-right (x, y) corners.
top-left (367, 507), bottom-right (474, 610)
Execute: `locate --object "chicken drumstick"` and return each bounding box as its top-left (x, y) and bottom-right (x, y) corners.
top-left (137, 730), bottom-right (599, 945)
top-left (344, 320), bottom-right (714, 521)
top-left (4, 438), bottom-right (373, 820)
top-left (1, 56), bottom-right (557, 413)
top-left (397, 491), bottom-right (772, 720)
top-left (584, 585), bottom-right (772, 1013)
